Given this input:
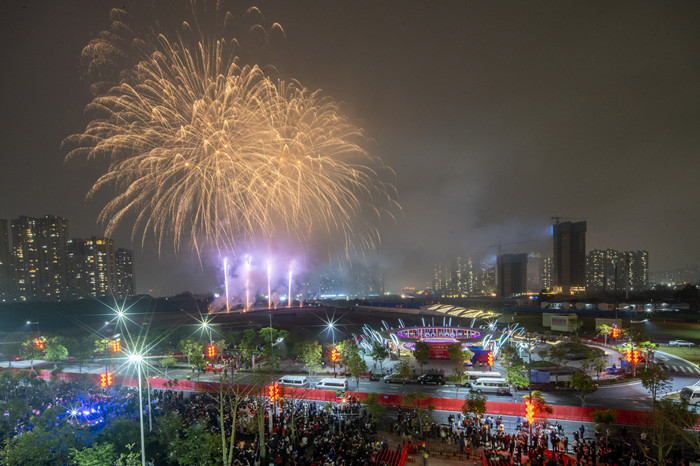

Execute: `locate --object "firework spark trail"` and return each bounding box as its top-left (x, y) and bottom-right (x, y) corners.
top-left (64, 3), bottom-right (398, 259)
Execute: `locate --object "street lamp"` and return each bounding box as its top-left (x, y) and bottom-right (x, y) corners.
top-left (328, 323), bottom-right (337, 376)
top-left (26, 321), bottom-right (39, 335)
top-left (201, 320), bottom-right (212, 344)
top-left (128, 353), bottom-right (146, 466)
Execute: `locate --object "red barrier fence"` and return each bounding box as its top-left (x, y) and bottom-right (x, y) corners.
top-left (0, 367), bottom-right (665, 426)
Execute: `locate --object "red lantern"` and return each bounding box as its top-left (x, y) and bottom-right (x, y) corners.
top-left (100, 372), bottom-right (113, 388)
top-left (525, 400), bottom-right (535, 424)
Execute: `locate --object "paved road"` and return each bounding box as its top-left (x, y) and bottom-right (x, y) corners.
top-left (6, 350), bottom-right (699, 413)
top-left (655, 350), bottom-right (700, 392)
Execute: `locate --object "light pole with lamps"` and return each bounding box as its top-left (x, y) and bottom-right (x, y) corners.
top-left (128, 353), bottom-right (146, 466)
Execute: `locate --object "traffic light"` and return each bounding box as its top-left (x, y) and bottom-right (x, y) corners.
top-left (611, 327), bottom-right (620, 339)
top-left (625, 349), bottom-right (633, 363)
top-left (206, 345), bottom-right (216, 359)
top-left (110, 340), bottom-right (121, 353)
top-left (33, 338), bottom-right (44, 350)
top-left (525, 400), bottom-right (535, 424)
top-left (268, 383), bottom-right (281, 402)
top-left (330, 348), bottom-right (339, 363)
top-left (487, 353), bottom-right (494, 367)
top-left (100, 372), bottom-right (113, 388)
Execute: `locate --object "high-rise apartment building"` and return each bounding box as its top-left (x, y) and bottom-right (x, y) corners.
top-left (4, 215), bottom-right (134, 301)
top-left (351, 261), bottom-right (384, 297)
top-left (552, 221), bottom-right (587, 294)
top-left (66, 237), bottom-right (135, 299)
top-left (586, 249), bottom-right (649, 295)
top-left (497, 253), bottom-right (528, 297)
top-left (11, 215), bottom-right (69, 301)
top-left (115, 248), bottom-right (135, 298)
top-left (67, 237), bottom-right (117, 298)
top-left (0, 219), bottom-right (12, 301)
top-left (627, 250), bottom-right (649, 291)
top-left (432, 263), bottom-right (447, 294)
top-left (542, 257), bottom-right (553, 290)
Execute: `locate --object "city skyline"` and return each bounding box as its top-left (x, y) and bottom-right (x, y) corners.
top-left (1, 1), bottom-right (699, 296)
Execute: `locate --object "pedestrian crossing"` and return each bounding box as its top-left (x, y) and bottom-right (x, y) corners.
top-left (662, 364), bottom-right (700, 374)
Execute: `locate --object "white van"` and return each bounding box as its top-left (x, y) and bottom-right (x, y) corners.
top-left (470, 377), bottom-right (510, 395)
top-left (680, 386), bottom-right (700, 405)
top-left (277, 375), bottom-right (309, 388)
top-left (316, 378), bottom-right (348, 392)
top-left (462, 371), bottom-right (502, 386)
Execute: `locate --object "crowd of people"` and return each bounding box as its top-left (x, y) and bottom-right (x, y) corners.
top-left (445, 412), bottom-right (690, 466)
top-left (152, 389), bottom-right (383, 465)
top-left (1, 372), bottom-right (390, 465)
top-left (1, 370), bottom-right (696, 465)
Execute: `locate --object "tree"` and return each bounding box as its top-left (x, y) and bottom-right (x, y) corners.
top-left (336, 339), bottom-right (360, 374)
top-left (591, 409), bottom-right (617, 442)
top-left (190, 352), bottom-right (207, 380)
top-left (569, 372), bottom-right (598, 407)
top-left (70, 443), bottom-right (117, 466)
top-left (462, 391), bottom-right (487, 419)
top-left (363, 392), bottom-right (386, 424)
top-left (239, 329), bottom-right (261, 364)
top-left (44, 337), bottom-right (68, 370)
top-left (395, 358), bottom-right (414, 396)
top-left (63, 336), bottom-right (94, 373)
top-left (581, 347), bottom-right (608, 380)
top-left (2, 406), bottom-right (83, 465)
top-left (300, 341), bottom-right (322, 376)
top-left (154, 412), bottom-right (184, 450)
top-left (209, 371), bottom-right (259, 466)
top-left (505, 363), bottom-right (530, 401)
top-left (447, 343), bottom-right (474, 397)
top-left (499, 345), bottom-right (523, 369)
top-left (178, 338), bottom-right (203, 366)
top-left (403, 391), bottom-right (435, 438)
top-left (547, 344), bottom-right (568, 384)
top-left (96, 418), bottom-right (139, 456)
top-left (161, 354), bottom-right (178, 378)
top-left (638, 399), bottom-right (695, 465)
top-left (20, 336), bottom-right (45, 370)
top-left (0, 398), bottom-right (28, 440)
top-left (347, 353), bottom-right (368, 390)
top-left (369, 341), bottom-right (390, 374)
top-left (259, 327), bottom-right (288, 370)
top-left (413, 341), bottom-right (431, 372)
top-left (447, 343), bottom-right (474, 370)
top-left (168, 422), bottom-right (223, 465)
top-left (637, 364), bottom-right (672, 404)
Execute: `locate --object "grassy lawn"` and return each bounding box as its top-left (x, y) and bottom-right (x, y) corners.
top-left (658, 346), bottom-right (700, 365)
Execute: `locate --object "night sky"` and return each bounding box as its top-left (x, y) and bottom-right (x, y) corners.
top-left (1, 1), bottom-right (699, 296)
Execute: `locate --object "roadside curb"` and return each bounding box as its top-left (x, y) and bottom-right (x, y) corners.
top-left (597, 380), bottom-right (641, 388)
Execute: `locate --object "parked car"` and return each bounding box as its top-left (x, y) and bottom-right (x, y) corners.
top-left (417, 374), bottom-right (445, 385)
top-left (383, 374), bottom-right (415, 384)
top-left (680, 386), bottom-right (700, 406)
top-left (669, 340), bottom-right (694, 347)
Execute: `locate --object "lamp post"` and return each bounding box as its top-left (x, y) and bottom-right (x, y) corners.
top-left (329, 322), bottom-right (336, 377)
top-left (26, 321), bottom-right (40, 336)
top-left (128, 353), bottom-right (146, 466)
